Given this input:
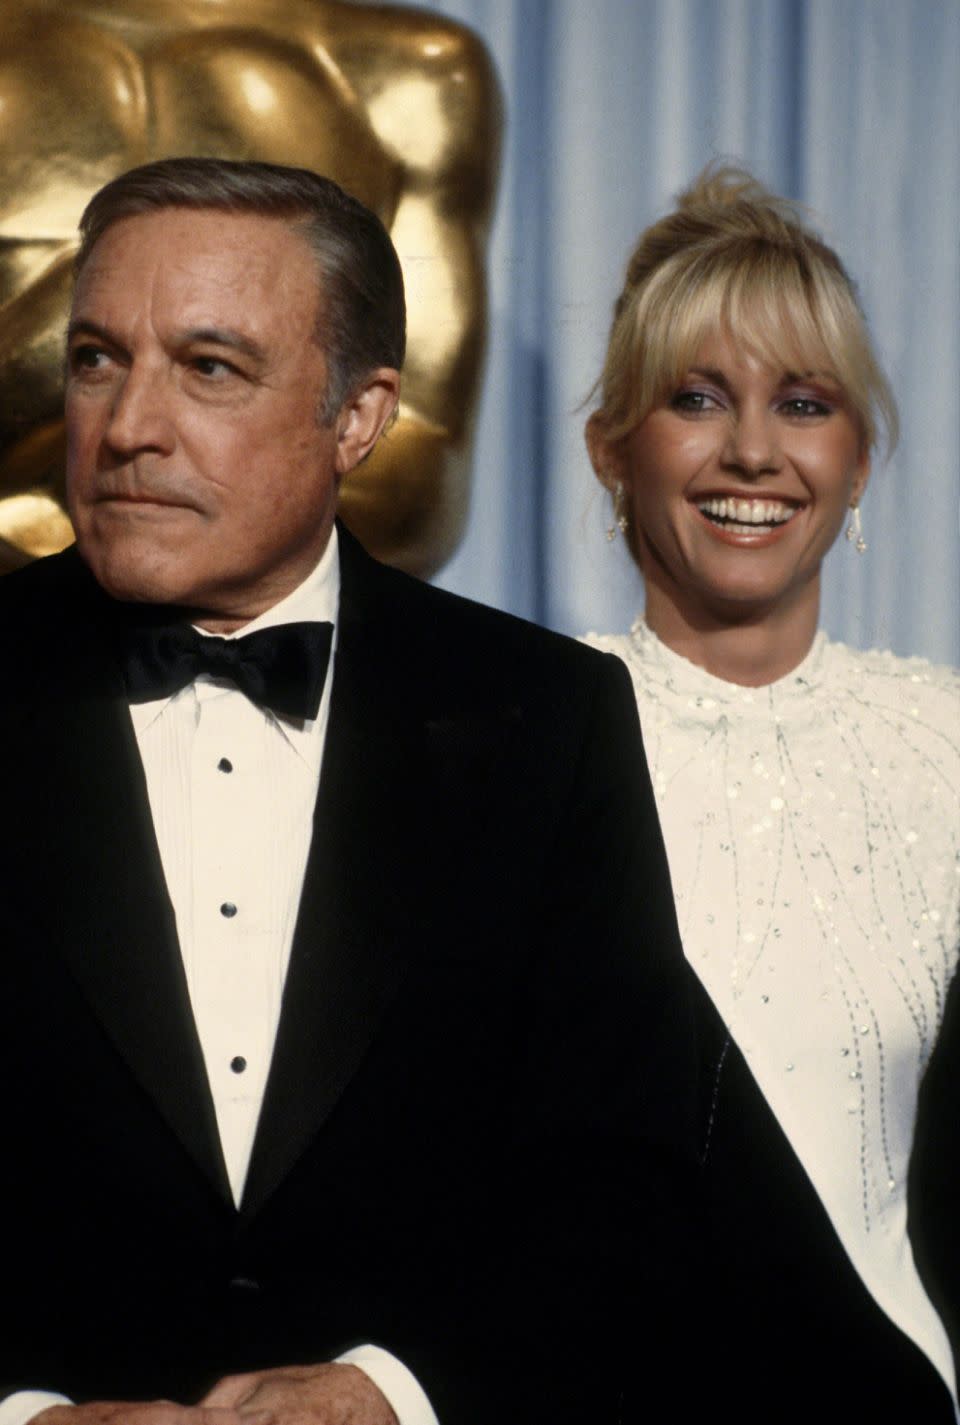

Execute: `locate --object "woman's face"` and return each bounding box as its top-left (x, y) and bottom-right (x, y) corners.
top-left (596, 329), bottom-right (870, 630)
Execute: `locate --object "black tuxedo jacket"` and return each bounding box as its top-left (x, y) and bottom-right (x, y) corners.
top-left (694, 992), bottom-right (956, 1423)
top-left (0, 529), bottom-right (701, 1422)
top-left (911, 963), bottom-right (960, 1400)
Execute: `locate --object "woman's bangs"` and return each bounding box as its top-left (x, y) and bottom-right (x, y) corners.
top-left (723, 259), bottom-right (838, 383)
top-left (616, 242), bottom-right (885, 450)
top-left (630, 263), bottom-right (729, 418)
top-left (633, 250), bottom-right (839, 421)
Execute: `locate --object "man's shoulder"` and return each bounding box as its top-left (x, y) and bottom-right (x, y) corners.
top-left (0, 546), bottom-right (97, 625)
top-left (345, 531), bottom-right (626, 696)
top-left (0, 548), bottom-right (121, 712)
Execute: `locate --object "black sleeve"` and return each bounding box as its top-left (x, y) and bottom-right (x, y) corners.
top-left (409, 653), bottom-right (704, 1425)
top-left (911, 964), bottom-right (960, 1378)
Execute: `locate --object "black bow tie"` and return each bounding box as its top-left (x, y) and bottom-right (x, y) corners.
top-left (120, 619), bottom-right (334, 720)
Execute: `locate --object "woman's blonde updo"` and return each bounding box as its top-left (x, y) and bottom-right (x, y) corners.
top-left (592, 164), bottom-right (897, 455)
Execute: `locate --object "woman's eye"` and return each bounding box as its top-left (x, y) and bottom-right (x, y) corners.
top-left (780, 396), bottom-right (832, 418)
top-left (671, 389), bottom-right (719, 413)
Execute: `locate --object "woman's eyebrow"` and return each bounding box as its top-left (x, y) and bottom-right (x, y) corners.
top-left (781, 368), bottom-right (839, 384)
top-left (687, 365), bottom-right (732, 388)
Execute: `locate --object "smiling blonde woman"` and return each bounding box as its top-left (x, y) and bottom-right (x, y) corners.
top-left (584, 167), bottom-right (960, 1420)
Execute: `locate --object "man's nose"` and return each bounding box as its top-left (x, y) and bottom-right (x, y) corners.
top-left (102, 364), bottom-right (175, 458)
top-left (720, 405), bottom-right (783, 479)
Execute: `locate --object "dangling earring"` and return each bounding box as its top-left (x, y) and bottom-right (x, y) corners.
top-left (606, 483), bottom-right (629, 542)
top-left (845, 501), bottom-right (866, 555)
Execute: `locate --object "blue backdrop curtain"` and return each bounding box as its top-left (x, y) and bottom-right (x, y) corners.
top-left (421, 0), bottom-right (959, 668)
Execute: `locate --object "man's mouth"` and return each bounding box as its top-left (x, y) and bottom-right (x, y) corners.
top-left (695, 496), bottom-right (801, 535)
top-left (97, 492), bottom-right (185, 509)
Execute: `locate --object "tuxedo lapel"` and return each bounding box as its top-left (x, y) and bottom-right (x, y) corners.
top-left (241, 529), bottom-right (429, 1219)
top-left (8, 560), bottom-right (231, 1205)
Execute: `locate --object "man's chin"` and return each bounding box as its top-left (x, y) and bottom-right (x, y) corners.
top-left (76, 538), bottom-right (201, 609)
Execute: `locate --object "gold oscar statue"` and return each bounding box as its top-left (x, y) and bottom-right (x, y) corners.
top-left (0, 0), bottom-right (501, 577)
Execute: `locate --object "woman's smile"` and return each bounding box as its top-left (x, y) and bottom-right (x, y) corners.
top-left (693, 493), bottom-right (802, 536)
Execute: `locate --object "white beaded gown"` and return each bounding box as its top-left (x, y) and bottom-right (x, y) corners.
top-left (583, 620), bottom-right (960, 1405)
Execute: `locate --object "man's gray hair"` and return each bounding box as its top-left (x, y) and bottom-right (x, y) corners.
top-left (75, 157), bottom-right (406, 424)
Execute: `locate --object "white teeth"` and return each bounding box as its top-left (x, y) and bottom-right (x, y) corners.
top-left (696, 497), bottom-right (797, 526)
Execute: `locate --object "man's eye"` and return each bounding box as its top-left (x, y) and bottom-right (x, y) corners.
top-left (192, 356), bottom-right (236, 378)
top-left (70, 344), bottom-right (108, 371)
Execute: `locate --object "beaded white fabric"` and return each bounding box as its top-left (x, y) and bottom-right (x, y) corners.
top-left (584, 620), bottom-right (960, 1400)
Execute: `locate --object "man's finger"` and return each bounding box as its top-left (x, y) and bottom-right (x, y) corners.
top-left (201, 1373), bottom-right (263, 1409)
top-left (35, 1405), bottom-right (245, 1424)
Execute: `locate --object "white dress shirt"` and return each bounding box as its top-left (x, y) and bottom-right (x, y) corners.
top-left (3, 529), bottom-right (438, 1425)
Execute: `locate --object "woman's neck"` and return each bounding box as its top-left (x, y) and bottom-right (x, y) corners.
top-left (643, 583), bottom-right (821, 688)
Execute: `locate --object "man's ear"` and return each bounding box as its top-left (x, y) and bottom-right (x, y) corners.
top-left (585, 411), bottom-right (627, 493)
top-left (334, 368), bottom-right (402, 476)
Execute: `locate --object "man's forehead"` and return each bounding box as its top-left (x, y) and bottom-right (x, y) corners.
top-left (73, 207), bottom-right (321, 330)
top-left (78, 208), bottom-right (313, 286)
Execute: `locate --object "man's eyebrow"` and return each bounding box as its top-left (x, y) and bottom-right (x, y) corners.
top-left (66, 317), bottom-right (117, 347)
top-left (65, 320), bottom-right (268, 365)
top-left (179, 327), bottom-right (267, 363)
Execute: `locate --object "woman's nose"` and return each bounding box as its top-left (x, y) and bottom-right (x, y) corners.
top-left (720, 406), bottom-right (782, 478)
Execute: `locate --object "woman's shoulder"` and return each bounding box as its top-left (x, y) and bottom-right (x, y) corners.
top-left (579, 624), bottom-right (959, 725)
top-left (822, 637), bottom-right (960, 710)
top-left (819, 640), bottom-right (960, 788)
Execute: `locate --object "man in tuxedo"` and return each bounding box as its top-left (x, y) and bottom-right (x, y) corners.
top-left (0, 159), bottom-right (699, 1425)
